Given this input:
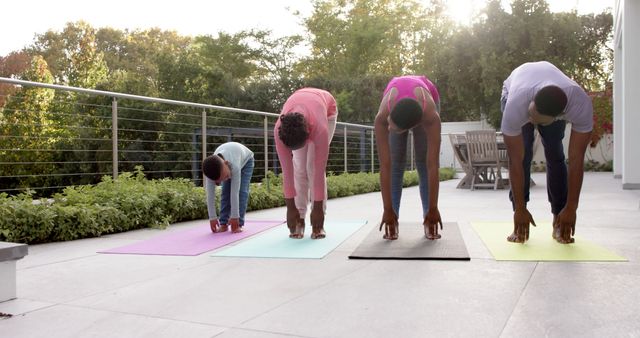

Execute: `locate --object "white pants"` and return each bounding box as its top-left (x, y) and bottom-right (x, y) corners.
top-left (293, 115), bottom-right (337, 217)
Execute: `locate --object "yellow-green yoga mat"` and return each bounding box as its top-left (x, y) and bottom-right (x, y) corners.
top-left (471, 222), bottom-right (627, 262)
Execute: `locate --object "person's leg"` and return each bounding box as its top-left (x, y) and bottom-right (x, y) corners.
top-left (411, 126), bottom-right (430, 218)
top-left (293, 144), bottom-right (310, 219)
top-left (509, 122), bottom-right (535, 210)
top-left (291, 144), bottom-right (310, 238)
top-left (218, 180), bottom-right (231, 232)
top-left (538, 120), bottom-right (568, 216)
top-left (389, 131), bottom-right (409, 218)
top-left (238, 158), bottom-right (254, 227)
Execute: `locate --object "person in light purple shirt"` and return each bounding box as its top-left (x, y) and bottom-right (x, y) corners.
top-left (500, 61), bottom-right (593, 244)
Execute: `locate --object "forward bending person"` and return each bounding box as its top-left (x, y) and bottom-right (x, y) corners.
top-left (274, 87), bottom-right (338, 239)
top-left (202, 142), bottom-right (254, 234)
top-left (500, 61), bottom-right (593, 243)
top-left (374, 75), bottom-right (443, 240)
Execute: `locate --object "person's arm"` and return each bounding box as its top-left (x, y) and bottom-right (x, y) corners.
top-left (374, 93), bottom-right (394, 216)
top-left (274, 123), bottom-right (295, 199)
top-left (425, 119), bottom-right (441, 212)
top-left (275, 122), bottom-right (300, 229)
top-left (205, 177), bottom-right (217, 220)
top-left (311, 127), bottom-right (329, 203)
top-left (418, 87), bottom-right (443, 236)
top-left (555, 129), bottom-right (591, 241)
top-left (504, 133), bottom-right (536, 242)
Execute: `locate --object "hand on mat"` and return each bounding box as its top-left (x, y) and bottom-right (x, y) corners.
top-left (553, 208), bottom-right (576, 244)
top-left (310, 202), bottom-right (326, 239)
top-left (508, 209), bottom-right (536, 243)
top-left (423, 208), bottom-right (443, 240)
top-left (379, 209), bottom-right (398, 240)
top-left (229, 218), bottom-right (243, 233)
top-left (209, 219), bottom-right (221, 233)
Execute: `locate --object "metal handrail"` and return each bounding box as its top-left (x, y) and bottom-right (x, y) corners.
top-left (0, 77), bottom-right (374, 130)
top-left (0, 76), bottom-right (378, 194)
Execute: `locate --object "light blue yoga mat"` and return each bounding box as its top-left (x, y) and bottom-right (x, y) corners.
top-left (211, 220), bottom-right (367, 259)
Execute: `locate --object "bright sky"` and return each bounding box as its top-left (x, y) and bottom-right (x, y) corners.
top-left (0, 0), bottom-right (613, 56)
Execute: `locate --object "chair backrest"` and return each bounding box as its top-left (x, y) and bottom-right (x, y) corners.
top-left (496, 133), bottom-right (509, 167)
top-left (465, 130), bottom-right (500, 166)
top-left (448, 133), bottom-right (470, 171)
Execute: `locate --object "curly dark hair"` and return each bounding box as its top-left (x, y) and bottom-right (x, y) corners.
top-left (534, 85), bottom-right (567, 117)
top-left (278, 112), bottom-right (309, 149)
top-left (202, 154), bottom-right (224, 181)
top-left (390, 98), bottom-right (423, 130)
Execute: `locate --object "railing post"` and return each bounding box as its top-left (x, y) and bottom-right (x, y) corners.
top-left (343, 125), bottom-right (348, 173)
top-left (112, 97), bottom-right (118, 179)
top-left (370, 130), bottom-right (374, 173)
top-left (410, 130), bottom-right (414, 171)
top-left (359, 129), bottom-right (365, 172)
top-left (202, 109), bottom-right (207, 163)
top-left (264, 116), bottom-right (269, 192)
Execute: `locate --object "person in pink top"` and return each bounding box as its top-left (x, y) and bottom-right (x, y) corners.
top-left (274, 88), bottom-right (338, 239)
top-left (374, 75), bottom-right (443, 240)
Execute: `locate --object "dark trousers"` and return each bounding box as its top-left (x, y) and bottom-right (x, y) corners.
top-left (509, 120), bottom-right (568, 215)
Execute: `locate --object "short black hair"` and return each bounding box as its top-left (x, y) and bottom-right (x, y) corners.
top-left (534, 85), bottom-right (567, 117)
top-left (390, 98), bottom-right (423, 130)
top-left (278, 112), bottom-right (309, 149)
top-left (202, 154), bottom-right (224, 181)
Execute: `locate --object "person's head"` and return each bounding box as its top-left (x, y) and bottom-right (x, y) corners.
top-left (529, 85), bottom-right (567, 126)
top-left (202, 154), bottom-right (231, 185)
top-left (278, 112), bottom-right (309, 150)
top-left (388, 98), bottom-right (423, 133)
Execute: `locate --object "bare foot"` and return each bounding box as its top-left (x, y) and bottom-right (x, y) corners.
top-left (507, 232), bottom-right (525, 243)
top-left (217, 224), bottom-right (229, 233)
top-left (311, 226), bottom-right (326, 239)
top-left (289, 219), bottom-right (305, 239)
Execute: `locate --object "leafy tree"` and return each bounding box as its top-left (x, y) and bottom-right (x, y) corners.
top-left (0, 51), bottom-right (31, 107)
top-left (0, 56), bottom-right (57, 191)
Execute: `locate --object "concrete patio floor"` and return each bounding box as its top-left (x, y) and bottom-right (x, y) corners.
top-left (1, 172), bottom-right (639, 338)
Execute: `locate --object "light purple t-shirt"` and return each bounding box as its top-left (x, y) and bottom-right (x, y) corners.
top-left (500, 61), bottom-right (593, 136)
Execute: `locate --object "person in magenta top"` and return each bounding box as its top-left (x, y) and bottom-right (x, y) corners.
top-left (275, 88), bottom-right (338, 239)
top-left (374, 75), bottom-right (443, 240)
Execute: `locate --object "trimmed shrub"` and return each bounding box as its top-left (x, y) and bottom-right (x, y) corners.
top-left (0, 167), bottom-right (454, 244)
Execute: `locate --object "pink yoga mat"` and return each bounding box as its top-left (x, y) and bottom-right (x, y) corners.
top-left (99, 220), bottom-right (285, 256)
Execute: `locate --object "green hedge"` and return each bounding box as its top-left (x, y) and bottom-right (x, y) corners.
top-left (0, 167), bottom-right (455, 244)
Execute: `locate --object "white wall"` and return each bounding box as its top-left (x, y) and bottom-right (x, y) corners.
top-left (621, 0), bottom-right (640, 189)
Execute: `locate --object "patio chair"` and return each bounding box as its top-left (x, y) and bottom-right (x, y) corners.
top-left (465, 130), bottom-right (504, 190)
top-left (448, 133), bottom-right (473, 189)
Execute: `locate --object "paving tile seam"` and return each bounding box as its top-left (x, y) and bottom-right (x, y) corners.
top-left (53, 259), bottom-right (217, 305)
top-left (0, 298), bottom-right (59, 317)
top-left (235, 259), bottom-right (377, 328)
top-left (59, 302), bottom-right (227, 328)
top-left (18, 253), bottom-right (103, 271)
top-left (212, 327), bottom-right (313, 338)
top-left (498, 261), bottom-right (539, 338)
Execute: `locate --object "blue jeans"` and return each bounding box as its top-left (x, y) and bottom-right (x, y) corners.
top-left (219, 158), bottom-right (254, 226)
top-left (389, 126), bottom-right (430, 218)
top-left (508, 121), bottom-right (568, 215)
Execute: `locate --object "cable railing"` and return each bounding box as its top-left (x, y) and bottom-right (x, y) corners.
top-left (0, 77), bottom-right (381, 196)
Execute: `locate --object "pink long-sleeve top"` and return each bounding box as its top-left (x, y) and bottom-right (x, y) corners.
top-left (274, 88), bottom-right (338, 201)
